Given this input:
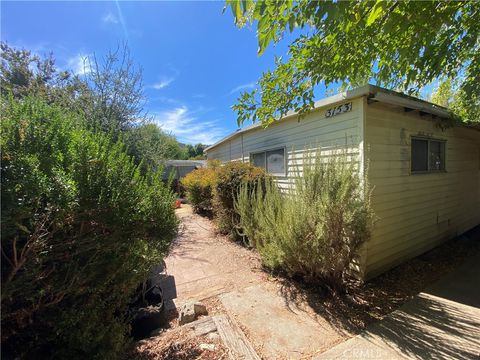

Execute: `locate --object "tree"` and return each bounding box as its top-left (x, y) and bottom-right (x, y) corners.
top-left (227, 1), bottom-right (480, 125)
top-left (430, 79), bottom-right (480, 124)
top-left (0, 42), bottom-right (84, 104)
top-left (126, 123), bottom-right (187, 172)
top-left (1, 42), bottom-right (147, 134)
top-left (1, 43), bottom-right (192, 170)
top-left (184, 143), bottom-right (207, 159)
top-left (84, 44), bottom-right (148, 134)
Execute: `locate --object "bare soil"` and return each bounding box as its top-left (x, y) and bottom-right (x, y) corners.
top-left (132, 205), bottom-right (480, 359)
top-left (275, 227), bottom-right (480, 334)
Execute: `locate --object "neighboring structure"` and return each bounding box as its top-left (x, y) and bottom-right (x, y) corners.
top-left (205, 85), bottom-right (480, 279)
top-left (162, 160), bottom-right (207, 181)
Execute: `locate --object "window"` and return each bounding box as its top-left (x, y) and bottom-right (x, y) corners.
top-left (251, 152), bottom-right (266, 168)
top-left (411, 137), bottom-right (446, 173)
top-left (250, 148), bottom-right (286, 176)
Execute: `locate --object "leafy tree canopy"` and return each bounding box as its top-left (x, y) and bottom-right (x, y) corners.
top-left (0, 43), bottom-right (200, 171)
top-left (184, 143), bottom-right (208, 159)
top-left (126, 123), bottom-right (188, 172)
top-left (227, 0), bottom-right (480, 125)
top-left (430, 78), bottom-right (480, 124)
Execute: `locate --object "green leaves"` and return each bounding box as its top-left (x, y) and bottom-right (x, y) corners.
top-left (366, 1), bottom-right (385, 26)
top-left (1, 96), bottom-right (178, 358)
top-left (228, 0), bottom-right (480, 126)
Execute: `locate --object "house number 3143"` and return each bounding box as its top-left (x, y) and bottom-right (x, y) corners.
top-left (325, 102), bottom-right (352, 118)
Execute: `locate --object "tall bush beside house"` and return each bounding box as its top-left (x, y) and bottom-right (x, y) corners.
top-left (214, 162), bottom-right (267, 239)
top-left (181, 162), bottom-right (219, 214)
top-left (1, 97), bottom-right (177, 359)
top-left (235, 151), bottom-right (373, 291)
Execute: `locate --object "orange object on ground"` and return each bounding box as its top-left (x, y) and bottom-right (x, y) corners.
top-left (175, 199), bottom-right (182, 209)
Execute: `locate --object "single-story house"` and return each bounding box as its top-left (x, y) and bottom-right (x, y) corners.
top-left (205, 84), bottom-right (480, 279)
top-left (162, 160), bottom-right (207, 195)
top-left (162, 160), bottom-right (207, 181)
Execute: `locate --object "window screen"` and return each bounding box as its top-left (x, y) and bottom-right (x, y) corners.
top-left (251, 152), bottom-right (266, 168)
top-left (250, 148), bottom-right (285, 175)
top-left (411, 139), bottom-right (428, 172)
top-left (266, 148), bottom-right (285, 175)
top-left (411, 137), bottom-right (446, 173)
top-left (429, 140), bottom-right (445, 171)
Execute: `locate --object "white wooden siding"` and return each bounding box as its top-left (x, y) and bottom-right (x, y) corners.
top-left (364, 102), bottom-right (480, 278)
top-left (207, 98), bottom-right (364, 192)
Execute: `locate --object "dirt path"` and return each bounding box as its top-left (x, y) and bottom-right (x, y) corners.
top-left (158, 205), bottom-right (348, 359)
top-left (161, 205), bottom-right (268, 304)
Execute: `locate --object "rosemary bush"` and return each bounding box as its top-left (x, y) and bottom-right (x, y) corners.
top-left (1, 97), bottom-right (177, 358)
top-left (235, 150), bottom-right (373, 291)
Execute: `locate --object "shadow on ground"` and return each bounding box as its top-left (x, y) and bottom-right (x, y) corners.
top-left (276, 226), bottom-right (480, 336)
top-left (362, 291), bottom-right (480, 359)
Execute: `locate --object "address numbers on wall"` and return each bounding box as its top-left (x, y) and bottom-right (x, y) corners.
top-left (325, 102), bottom-right (352, 118)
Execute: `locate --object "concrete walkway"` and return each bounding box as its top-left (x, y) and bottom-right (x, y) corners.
top-left (158, 205), bottom-right (348, 359)
top-left (316, 252), bottom-right (480, 360)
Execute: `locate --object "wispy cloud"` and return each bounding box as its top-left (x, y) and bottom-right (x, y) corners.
top-left (228, 82), bottom-right (255, 95)
top-left (102, 12), bottom-right (119, 24)
top-left (153, 106), bottom-right (227, 144)
top-left (151, 78), bottom-right (174, 90)
top-left (102, 1), bottom-right (128, 40)
top-left (66, 54), bottom-right (92, 75)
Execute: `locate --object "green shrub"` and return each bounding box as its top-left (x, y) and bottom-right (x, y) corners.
top-left (214, 161), bottom-right (267, 239)
top-left (235, 151), bottom-right (373, 291)
top-left (181, 164), bottom-right (218, 214)
top-left (1, 96), bottom-right (177, 359)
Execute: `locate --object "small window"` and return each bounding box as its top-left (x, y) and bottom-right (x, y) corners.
top-left (251, 152), bottom-right (266, 168)
top-left (266, 149), bottom-right (285, 175)
top-left (250, 147), bottom-right (286, 176)
top-left (411, 137), bottom-right (446, 173)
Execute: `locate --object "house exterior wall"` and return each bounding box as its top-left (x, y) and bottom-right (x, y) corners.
top-left (207, 97), bottom-right (365, 192)
top-left (207, 94), bottom-right (480, 280)
top-left (364, 102), bottom-right (480, 279)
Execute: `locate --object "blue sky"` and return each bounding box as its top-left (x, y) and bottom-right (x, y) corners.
top-left (1, 1), bottom-right (316, 144)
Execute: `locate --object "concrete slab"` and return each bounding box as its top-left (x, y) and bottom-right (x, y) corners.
top-left (313, 335), bottom-right (405, 360)
top-left (220, 285), bottom-right (345, 359)
top-left (316, 251), bottom-right (480, 360)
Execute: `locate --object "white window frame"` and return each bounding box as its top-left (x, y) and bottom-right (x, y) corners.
top-left (250, 146), bottom-right (287, 177)
top-left (411, 136), bottom-right (447, 174)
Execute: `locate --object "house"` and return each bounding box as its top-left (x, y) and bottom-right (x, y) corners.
top-left (162, 160), bottom-right (207, 194)
top-left (162, 160), bottom-right (207, 181)
top-left (205, 85), bottom-right (480, 279)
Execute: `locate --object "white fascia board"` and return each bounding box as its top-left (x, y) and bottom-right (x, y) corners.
top-left (205, 85), bottom-right (372, 153)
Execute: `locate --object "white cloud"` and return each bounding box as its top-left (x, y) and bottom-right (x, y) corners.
top-left (66, 54), bottom-right (92, 76)
top-left (102, 12), bottom-right (119, 24)
top-left (228, 82), bottom-right (255, 95)
top-left (151, 78), bottom-right (174, 90)
top-left (153, 106), bottom-right (227, 144)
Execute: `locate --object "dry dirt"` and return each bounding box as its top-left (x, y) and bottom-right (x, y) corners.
top-left (133, 205), bottom-right (480, 359)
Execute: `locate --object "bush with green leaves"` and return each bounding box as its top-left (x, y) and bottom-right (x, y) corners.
top-left (181, 161), bottom-right (220, 214)
top-left (213, 161), bottom-right (267, 239)
top-left (1, 96), bottom-right (177, 359)
top-left (235, 151), bottom-right (373, 291)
